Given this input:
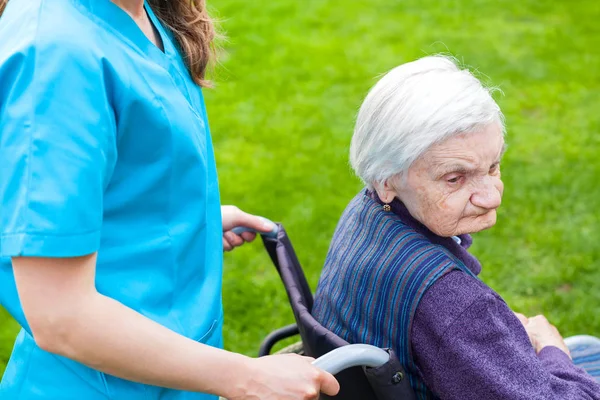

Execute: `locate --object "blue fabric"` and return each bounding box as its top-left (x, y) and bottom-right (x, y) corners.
top-left (312, 191), bottom-right (478, 399)
top-left (0, 0), bottom-right (222, 398)
top-left (567, 336), bottom-right (600, 382)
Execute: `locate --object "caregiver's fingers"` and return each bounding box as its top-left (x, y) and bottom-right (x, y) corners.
top-left (223, 231), bottom-right (257, 253)
top-left (223, 231), bottom-right (244, 248)
top-left (240, 231), bottom-right (257, 243)
top-left (317, 368), bottom-right (340, 397)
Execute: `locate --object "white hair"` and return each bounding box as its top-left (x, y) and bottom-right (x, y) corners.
top-left (350, 55), bottom-right (505, 189)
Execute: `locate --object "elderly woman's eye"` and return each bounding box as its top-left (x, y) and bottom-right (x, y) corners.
top-left (446, 175), bottom-right (462, 184)
top-left (490, 163), bottom-right (500, 174)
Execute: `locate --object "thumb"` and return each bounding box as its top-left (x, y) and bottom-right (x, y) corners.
top-left (235, 210), bottom-right (275, 233)
top-left (318, 370), bottom-right (340, 396)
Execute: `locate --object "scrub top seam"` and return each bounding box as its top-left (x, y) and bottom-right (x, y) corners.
top-left (164, 70), bottom-right (206, 124)
top-left (18, 1), bottom-right (46, 242)
top-left (1, 228), bottom-right (100, 237)
top-left (162, 102), bottom-right (187, 338)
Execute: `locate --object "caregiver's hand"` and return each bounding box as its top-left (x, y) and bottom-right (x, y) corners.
top-left (221, 205), bottom-right (275, 251)
top-left (228, 354), bottom-right (340, 400)
top-left (515, 312), bottom-right (571, 357)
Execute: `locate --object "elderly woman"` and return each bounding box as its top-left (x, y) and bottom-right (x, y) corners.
top-left (312, 56), bottom-right (600, 399)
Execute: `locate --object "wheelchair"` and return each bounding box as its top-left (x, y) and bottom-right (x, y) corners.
top-left (234, 223), bottom-right (416, 400)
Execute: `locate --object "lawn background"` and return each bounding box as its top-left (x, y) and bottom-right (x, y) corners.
top-left (2, 0), bottom-right (600, 377)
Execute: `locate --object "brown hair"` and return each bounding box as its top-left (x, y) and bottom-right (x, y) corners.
top-left (149, 0), bottom-right (217, 87)
top-left (0, 0), bottom-right (217, 87)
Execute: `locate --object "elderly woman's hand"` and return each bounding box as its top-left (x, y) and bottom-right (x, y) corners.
top-left (515, 313), bottom-right (571, 357)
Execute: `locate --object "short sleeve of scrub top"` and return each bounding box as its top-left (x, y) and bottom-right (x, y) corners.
top-left (1, 1), bottom-right (224, 399)
top-left (0, 23), bottom-right (116, 258)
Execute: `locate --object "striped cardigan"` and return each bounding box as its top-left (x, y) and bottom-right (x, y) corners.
top-left (313, 190), bottom-right (477, 399)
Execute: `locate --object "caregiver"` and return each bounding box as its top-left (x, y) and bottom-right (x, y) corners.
top-left (0, 0), bottom-right (339, 399)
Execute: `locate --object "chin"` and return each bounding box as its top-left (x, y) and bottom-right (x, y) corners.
top-left (470, 211), bottom-right (498, 233)
top-left (428, 225), bottom-right (460, 238)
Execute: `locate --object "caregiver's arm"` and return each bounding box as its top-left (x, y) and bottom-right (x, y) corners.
top-left (411, 271), bottom-right (600, 400)
top-left (12, 254), bottom-right (338, 400)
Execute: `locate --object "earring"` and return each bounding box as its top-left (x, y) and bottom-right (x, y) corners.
top-left (383, 204), bottom-right (391, 212)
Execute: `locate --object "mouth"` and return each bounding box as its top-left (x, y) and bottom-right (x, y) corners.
top-left (474, 209), bottom-right (497, 218)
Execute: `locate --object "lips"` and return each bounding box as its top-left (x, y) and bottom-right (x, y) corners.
top-left (470, 209), bottom-right (496, 218)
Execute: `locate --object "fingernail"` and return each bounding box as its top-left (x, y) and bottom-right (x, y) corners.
top-left (259, 217), bottom-right (275, 230)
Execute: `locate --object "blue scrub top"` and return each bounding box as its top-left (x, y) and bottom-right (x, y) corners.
top-left (0, 0), bottom-right (223, 398)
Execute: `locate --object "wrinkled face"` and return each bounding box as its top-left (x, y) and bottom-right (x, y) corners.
top-left (392, 124), bottom-right (505, 237)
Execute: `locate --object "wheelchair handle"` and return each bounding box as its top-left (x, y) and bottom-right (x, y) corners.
top-left (312, 344), bottom-right (389, 375)
top-left (230, 217), bottom-right (279, 239)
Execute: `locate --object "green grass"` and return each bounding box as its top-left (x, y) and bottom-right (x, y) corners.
top-left (2, 0), bottom-right (600, 377)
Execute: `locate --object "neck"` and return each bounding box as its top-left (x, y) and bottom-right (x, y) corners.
top-left (111, 0), bottom-right (146, 18)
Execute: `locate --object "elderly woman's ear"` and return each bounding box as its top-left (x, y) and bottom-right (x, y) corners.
top-left (374, 177), bottom-right (401, 204)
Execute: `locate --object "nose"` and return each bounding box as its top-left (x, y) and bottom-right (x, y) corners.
top-left (470, 178), bottom-right (502, 210)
